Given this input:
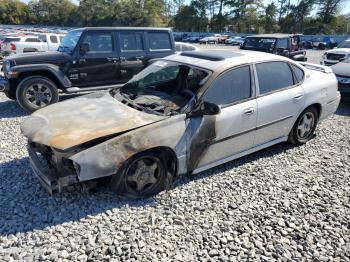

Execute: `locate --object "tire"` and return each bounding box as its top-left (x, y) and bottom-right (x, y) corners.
top-left (288, 107), bottom-right (318, 145)
top-left (110, 151), bottom-right (174, 199)
top-left (16, 76), bottom-right (59, 112)
top-left (318, 44), bottom-right (325, 50)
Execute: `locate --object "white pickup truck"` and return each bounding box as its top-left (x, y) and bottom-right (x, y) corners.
top-left (1, 33), bottom-right (65, 56)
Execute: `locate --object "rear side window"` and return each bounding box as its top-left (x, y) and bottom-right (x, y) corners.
top-left (276, 38), bottom-right (288, 48)
top-left (148, 32), bottom-right (171, 50)
top-left (4, 38), bottom-right (20, 43)
top-left (25, 38), bottom-right (41, 42)
top-left (291, 64), bottom-right (304, 83)
top-left (203, 66), bottom-right (251, 105)
top-left (256, 62), bottom-right (294, 95)
top-left (50, 35), bottom-right (58, 43)
top-left (120, 32), bottom-right (144, 51)
top-left (81, 32), bottom-right (114, 53)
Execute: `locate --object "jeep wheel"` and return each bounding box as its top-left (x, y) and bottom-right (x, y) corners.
top-left (16, 76), bottom-right (59, 112)
top-left (111, 151), bottom-right (174, 199)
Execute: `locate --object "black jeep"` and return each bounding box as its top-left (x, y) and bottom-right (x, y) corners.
top-left (240, 34), bottom-right (307, 62)
top-left (0, 27), bottom-right (175, 112)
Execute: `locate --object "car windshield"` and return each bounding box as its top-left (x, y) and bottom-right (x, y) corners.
top-left (337, 41), bottom-right (350, 48)
top-left (243, 37), bottom-right (276, 50)
top-left (58, 30), bottom-right (82, 53)
top-left (112, 60), bottom-right (209, 115)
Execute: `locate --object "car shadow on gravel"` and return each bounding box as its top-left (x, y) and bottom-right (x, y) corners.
top-left (335, 101), bottom-right (350, 117)
top-left (0, 157), bottom-right (155, 236)
top-left (0, 100), bottom-right (28, 118)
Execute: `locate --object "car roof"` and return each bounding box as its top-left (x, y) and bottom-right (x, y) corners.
top-left (163, 50), bottom-right (291, 71)
top-left (70, 27), bottom-right (172, 32)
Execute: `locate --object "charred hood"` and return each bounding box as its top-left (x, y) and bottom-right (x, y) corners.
top-left (21, 92), bottom-right (168, 150)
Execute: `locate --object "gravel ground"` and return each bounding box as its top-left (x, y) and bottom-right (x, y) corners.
top-left (0, 49), bottom-right (350, 261)
top-left (1, 92), bottom-right (350, 261)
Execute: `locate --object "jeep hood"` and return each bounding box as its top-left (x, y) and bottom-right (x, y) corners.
top-left (21, 92), bottom-right (168, 150)
top-left (11, 51), bottom-right (70, 66)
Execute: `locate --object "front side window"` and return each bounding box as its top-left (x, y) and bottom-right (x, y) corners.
top-left (82, 32), bottom-right (113, 53)
top-left (148, 32), bottom-right (171, 50)
top-left (203, 66), bottom-right (251, 105)
top-left (120, 32), bottom-right (144, 51)
top-left (25, 38), bottom-right (41, 42)
top-left (256, 61), bottom-right (294, 95)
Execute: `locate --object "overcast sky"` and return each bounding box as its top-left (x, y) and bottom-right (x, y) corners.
top-left (20, 0), bottom-right (350, 15)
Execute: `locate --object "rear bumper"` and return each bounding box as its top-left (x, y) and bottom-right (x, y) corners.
top-left (319, 93), bottom-right (341, 121)
top-left (28, 144), bottom-right (78, 194)
top-left (0, 76), bottom-right (9, 92)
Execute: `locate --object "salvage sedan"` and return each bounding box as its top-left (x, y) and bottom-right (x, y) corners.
top-left (21, 50), bottom-right (341, 197)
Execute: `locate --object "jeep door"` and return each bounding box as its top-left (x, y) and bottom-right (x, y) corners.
top-left (194, 65), bottom-right (258, 168)
top-left (117, 31), bottom-right (147, 83)
top-left (254, 61), bottom-right (305, 145)
top-left (76, 30), bottom-right (120, 86)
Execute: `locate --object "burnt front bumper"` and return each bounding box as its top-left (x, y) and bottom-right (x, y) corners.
top-left (28, 144), bottom-right (78, 194)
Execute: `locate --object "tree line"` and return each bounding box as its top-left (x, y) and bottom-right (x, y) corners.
top-left (0, 0), bottom-right (349, 34)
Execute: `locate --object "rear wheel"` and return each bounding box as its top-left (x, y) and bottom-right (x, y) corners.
top-left (111, 151), bottom-right (174, 198)
top-left (288, 107), bottom-right (318, 145)
top-left (16, 76), bottom-right (59, 112)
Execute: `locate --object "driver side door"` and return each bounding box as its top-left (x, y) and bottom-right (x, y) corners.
top-left (192, 65), bottom-right (258, 170)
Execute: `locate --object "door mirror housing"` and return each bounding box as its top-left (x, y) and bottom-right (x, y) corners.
top-left (189, 101), bottom-right (221, 117)
top-left (79, 43), bottom-right (90, 55)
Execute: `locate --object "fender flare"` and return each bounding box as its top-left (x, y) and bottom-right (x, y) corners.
top-left (12, 64), bottom-right (72, 89)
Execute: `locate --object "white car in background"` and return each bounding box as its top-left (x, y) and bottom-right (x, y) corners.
top-left (175, 42), bottom-right (200, 52)
top-left (320, 39), bottom-right (350, 66)
top-left (1, 33), bottom-right (65, 56)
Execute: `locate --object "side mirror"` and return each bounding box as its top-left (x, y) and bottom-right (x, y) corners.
top-left (189, 101), bottom-right (221, 117)
top-left (79, 43), bottom-right (90, 55)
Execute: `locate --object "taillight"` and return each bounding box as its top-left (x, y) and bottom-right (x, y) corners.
top-left (10, 43), bottom-right (16, 51)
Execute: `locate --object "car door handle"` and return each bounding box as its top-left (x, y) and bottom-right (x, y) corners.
top-left (136, 56), bottom-right (144, 60)
top-left (294, 93), bottom-right (304, 99)
top-left (244, 107), bottom-right (255, 115)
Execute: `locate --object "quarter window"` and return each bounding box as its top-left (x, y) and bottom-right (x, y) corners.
top-left (203, 66), bottom-right (251, 105)
top-left (256, 62), bottom-right (294, 95)
top-left (120, 32), bottom-right (144, 51)
top-left (148, 32), bottom-right (171, 50)
top-left (291, 64), bottom-right (304, 83)
top-left (81, 32), bottom-right (114, 53)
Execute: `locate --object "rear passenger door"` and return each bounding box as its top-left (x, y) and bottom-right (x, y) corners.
top-left (118, 31), bottom-right (147, 82)
top-left (254, 61), bottom-right (305, 145)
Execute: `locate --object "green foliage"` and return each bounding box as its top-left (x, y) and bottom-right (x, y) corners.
top-left (0, 0), bottom-right (348, 34)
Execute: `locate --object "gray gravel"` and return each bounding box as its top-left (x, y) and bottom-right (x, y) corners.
top-left (1, 92), bottom-right (350, 261)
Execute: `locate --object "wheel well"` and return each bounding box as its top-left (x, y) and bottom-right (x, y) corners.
top-left (305, 103), bottom-right (322, 118)
top-left (141, 147), bottom-right (178, 176)
top-left (18, 71), bottom-right (63, 90)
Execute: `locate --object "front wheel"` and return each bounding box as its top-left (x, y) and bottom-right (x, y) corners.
top-left (288, 107), bottom-right (318, 145)
top-left (16, 76), bottom-right (59, 112)
top-left (111, 151), bottom-right (174, 198)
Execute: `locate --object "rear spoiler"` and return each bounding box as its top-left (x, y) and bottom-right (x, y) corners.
top-left (298, 62), bottom-right (333, 73)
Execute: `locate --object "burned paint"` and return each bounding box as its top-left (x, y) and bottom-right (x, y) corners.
top-left (21, 92), bottom-right (168, 150)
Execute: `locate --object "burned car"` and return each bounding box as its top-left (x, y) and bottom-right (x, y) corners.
top-left (21, 50), bottom-right (340, 197)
